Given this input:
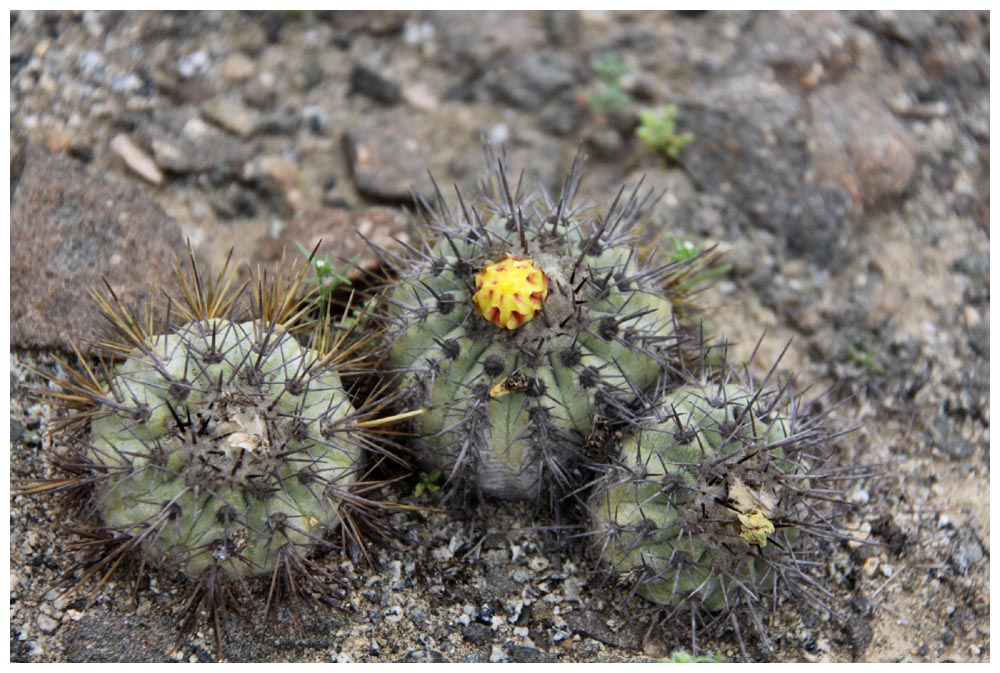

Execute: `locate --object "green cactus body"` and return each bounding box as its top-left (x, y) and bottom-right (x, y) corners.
top-left (589, 381), bottom-right (806, 612)
top-left (86, 318), bottom-right (359, 578)
top-left (382, 159), bottom-right (682, 503)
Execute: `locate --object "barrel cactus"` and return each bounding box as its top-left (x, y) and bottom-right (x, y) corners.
top-left (587, 356), bottom-right (850, 654)
top-left (378, 152), bottom-right (698, 507)
top-left (27, 253), bottom-right (392, 655)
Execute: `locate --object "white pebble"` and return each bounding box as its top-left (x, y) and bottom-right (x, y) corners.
top-left (36, 614), bottom-right (59, 633)
top-left (177, 49), bottom-right (210, 79)
top-left (110, 133), bottom-right (163, 185)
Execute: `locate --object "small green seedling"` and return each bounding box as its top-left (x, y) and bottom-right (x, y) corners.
top-left (413, 470), bottom-right (443, 498)
top-left (848, 345), bottom-right (885, 375)
top-left (295, 242), bottom-right (359, 306)
top-left (587, 52), bottom-right (632, 115)
top-left (661, 650), bottom-right (723, 663)
top-left (666, 236), bottom-right (732, 292)
top-left (636, 105), bottom-right (694, 161)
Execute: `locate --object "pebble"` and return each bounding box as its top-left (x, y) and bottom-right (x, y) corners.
top-left (487, 123), bottom-right (509, 146)
top-left (254, 108), bottom-right (301, 136)
top-left (76, 50), bottom-right (106, 82)
top-left (962, 305), bottom-right (980, 327)
top-left (966, 324), bottom-right (989, 360)
top-left (402, 82), bottom-right (439, 111)
top-left (512, 568), bottom-right (532, 584)
top-left (342, 127), bottom-right (434, 201)
top-left (110, 72), bottom-right (143, 94)
top-left (32, 37), bottom-right (50, 57)
top-left (844, 520), bottom-right (872, 549)
top-left (486, 50), bottom-right (578, 110)
top-left (350, 62), bottom-right (401, 105)
top-left (506, 643), bottom-right (556, 663)
top-left (110, 133), bottom-right (163, 185)
top-left (177, 49), bottom-right (210, 79)
top-left (221, 52), bottom-right (256, 81)
top-left (462, 623), bottom-right (492, 646)
top-left (384, 606), bottom-right (404, 624)
top-left (810, 83), bottom-right (917, 208)
top-left (43, 122), bottom-right (73, 153)
top-left (950, 531), bottom-right (984, 574)
top-left (202, 96), bottom-right (260, 138)
top-left (402, 19), bottom-right (436, 47)
top-left (431, 545), bottom-right (453, 562)
top-left (36, 614), bottom-right (59, 634)
top-left (863, 556), bottom-right (880, 577)
top-left (10, 418), bottom-right (26, 443)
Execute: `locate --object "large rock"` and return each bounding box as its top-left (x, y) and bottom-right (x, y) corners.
top-left (432, 11), bottom-right (546, 70)
top-left (810, 82), bottom-right (917, 209)
top-left (343, 125), bottom-right (437, 203)
top-left (10, 145), bottom-right (186, 352)
top-left (255, 206), bottom-right (412, 280)
top-left (343, 105), bottom-right (572, 205)
top-left (485, 50), bottom-right (579, 110)
top-left (675, 73), bottom-right (855, 269)
top-left (743, 11), bottom-right (858, 88)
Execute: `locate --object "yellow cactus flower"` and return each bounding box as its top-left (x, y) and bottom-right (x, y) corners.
top-left (473, 254), bottom-right (548, 329)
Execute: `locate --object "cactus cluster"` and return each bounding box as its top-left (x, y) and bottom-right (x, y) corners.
top-left (371, 152), bottom-right (857, 656)
top-left (23, 152), bottom-right (858, 660)
top-left (377, 152), bottom-right (695, 506)
top-left (26, 254), bottom-right (399, 655)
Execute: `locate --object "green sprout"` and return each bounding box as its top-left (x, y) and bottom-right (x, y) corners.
top-left (295, 241), bottom-right (359, 306)
top-left (848, 345), bottom-right (885, 375)
top-left (636, 105), bottom-right (695, 161)
top-left (586, 52), bottom-right (633, 115)
top-left (661, 650), bottom-right (723, 663)
top-left (413, 470), bottom-right (443, 498)
top-left (667, 236), bottom-right (732, 292)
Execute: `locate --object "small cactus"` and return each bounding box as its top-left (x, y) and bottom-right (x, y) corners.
top-left (376, 150), bottom-right (701, 507)
top-left (587, 352), bottom-right (855, 655)
top-left (24, 251), bottom-right (398, 657)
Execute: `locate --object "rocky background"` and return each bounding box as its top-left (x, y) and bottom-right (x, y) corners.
top-left (9, 10), bottom-right (989, 662)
